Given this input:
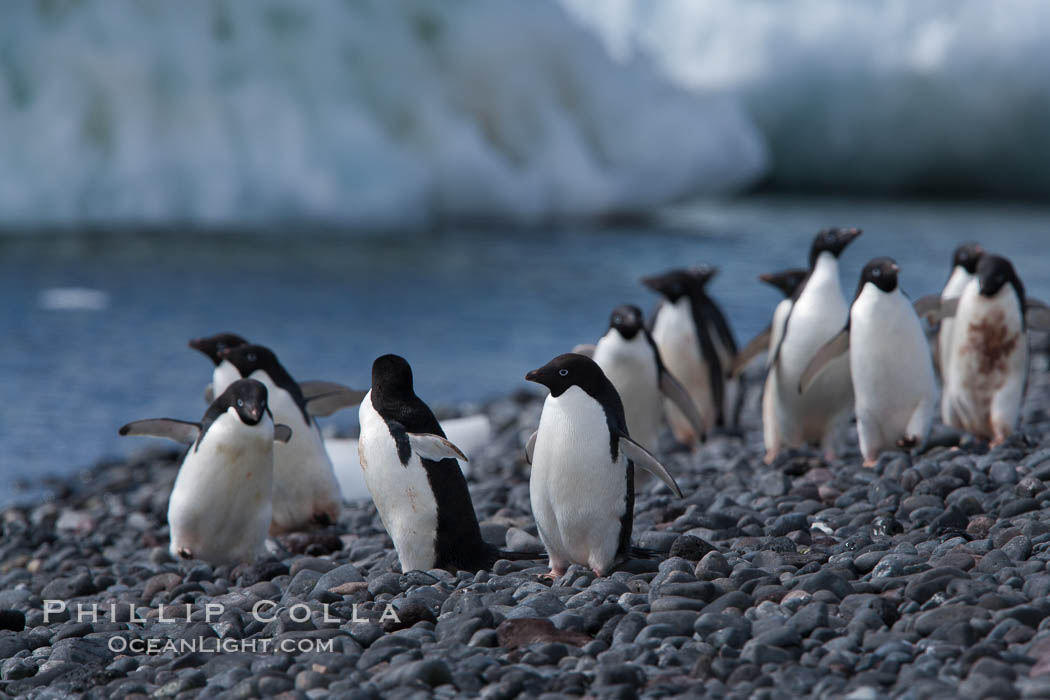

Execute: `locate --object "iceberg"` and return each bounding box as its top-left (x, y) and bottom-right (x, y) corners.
top-left (0, 0), bottom-right (766, 229)
top-left (561, 0), bottom-right (1050, 198)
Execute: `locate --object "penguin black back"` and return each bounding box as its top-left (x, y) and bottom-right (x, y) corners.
top-left (370, 354), bottom-right (502, 571)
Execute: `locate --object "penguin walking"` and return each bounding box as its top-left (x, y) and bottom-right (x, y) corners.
top-left (190, 332), bottom-right (364, 411)
top-left (642, 266), bottom-right (738, 443)
top-left (768, 228), bottom-right (862, 460)
top-left (800, 258), bottom-right (937, 466)
top-left (219, 344), bottom-right (364, 534)
top-left (574, 304), bottom-right (705, 452)
top-left (729, 269), bottom-right (809, 463)
top-left (358, 354), bottom-right (534, 572)
top-left (525, 353), bottom-right (683, 578)
top-left (119, 379), bottom-right (291, 565)
top-left (935, 243), bottom-right (984, 379)
top-left (936, 254), bottom-right (1050, 445)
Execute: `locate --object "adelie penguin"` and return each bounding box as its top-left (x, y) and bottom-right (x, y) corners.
top-left (926, 254), bottom-right (1050, 445)
top-left (573, 304), bottom-right (705, 452)
top-left (219, 343), bottom-right (365, 533)
top-left (190, 332), bottom-right (364, 410)
top-left (768, 228), bottom-right (861, 461)
top-left (934, 243), bottom-right (984, 379)
top-left (800, 258), bottom-right (937, 466)
top-left (119, 379), bottom-right (291, 565)
top-left (358, 354), bottom-right (536, 572)
top-left (729, 269), bottom-right (808, 463)
top-left (525, 353), bottom-right (683, 578)
top-left (642, 266), bottom-right (739, 443)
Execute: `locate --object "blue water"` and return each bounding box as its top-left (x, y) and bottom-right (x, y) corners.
top-left (2, 196), bottom-right (1049, 504)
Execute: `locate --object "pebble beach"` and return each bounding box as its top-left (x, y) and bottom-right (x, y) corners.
top-left (3, 338), bottom-right (1050, 699)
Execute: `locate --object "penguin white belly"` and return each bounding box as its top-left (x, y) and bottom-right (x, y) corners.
top-left (850, 289), bottom-right (937, 460)
top-left (357, 394), bottom-right (440, 571)
top-left (530, 387), bottom-right (627, 574)
top-left (593, 335), bottom-right (663, 451)
top-left (254, 372), bottom-right (341, 533)
top-left (775, 260), bottom-right (852, 447)
top-left (762, 299), bottom-right (792, 458)
top-left (167, 413), bottom-right (274, 565)
top-left (212, 360), bottom-right (241, 398)
top-left (943, 286), bottom-right (1027, 442)
top-left (652, 299), bottom-right (715, 440)
top-left (937, 268), bottom-right (972, 379)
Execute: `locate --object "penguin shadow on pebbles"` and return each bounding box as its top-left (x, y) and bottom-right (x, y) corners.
top-left (357, 354), bottom-right (541, 574)
top-left (118, 379), bottom-right (291, 566)
top-left (525, 353), bottom-right (683, 579)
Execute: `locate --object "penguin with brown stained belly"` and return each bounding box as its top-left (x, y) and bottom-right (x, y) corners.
top-left (936, 254), bottom-right (1050, 445)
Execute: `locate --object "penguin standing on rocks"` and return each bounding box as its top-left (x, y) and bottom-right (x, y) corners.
top-left (574, 304), bottom-right (706, 452)
top-left (768, 228), bottom-right (862, 461)
top-left (358, 354), bottom-right (535, 572)
top-left (729, 269), bottom-right (808, 463)
top-left (934, 243), bottom-right (984, 378)
top-left (800, 258), bottom-right (937, 466)
top-left (119, 379), bottom-right (291, 565)
top-left (525, 353), bottom-right (683, 579)
top-left (936, 254), bottom-right (1050, 445)
top-left (642, 266), bottom-right (738, 442)
top-left (220, 344), bottom-right (365, 533)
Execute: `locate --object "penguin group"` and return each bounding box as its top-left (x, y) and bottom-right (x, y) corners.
top-left (118, 230), bottom-right (1049, 579)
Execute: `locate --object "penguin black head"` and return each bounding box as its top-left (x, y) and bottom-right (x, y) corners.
top-left (976, 254), bottom-right (1024, 301)
top-left (952, 242), bottom-right (984, 274)
top-left (758, 268), bottom-right (808, 298)
top-left (809, 228), bottom-right (862, 268)
top-left (215, 378), bottom-right (271, 426)
top-left (608, 305), bottom-right (645, 340)
top-left (526, 353), bottom-right (611, 398)
top-left (371, 354), bottom-right (415, 398)
top-left (640, 266), bottom-right (717, 303)
top-left (858, 257), bottom-right (900, 295)
top-left (189, 333), bottom-right (249, 365)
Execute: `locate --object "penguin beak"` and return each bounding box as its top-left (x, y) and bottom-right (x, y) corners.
top-left (525, 368), bottom-right (542, 384)
top-left (890, 262), bottom-right (900, 273)
top-left (837, 228), bottom-right (862, 247)
top-left (639, 275), bottom-right (662, 294)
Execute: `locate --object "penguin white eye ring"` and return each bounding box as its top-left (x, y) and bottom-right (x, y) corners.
top-left (236, 398), bottom-right (244, 407)
top-left (559, 369), bottom-right (569, 377)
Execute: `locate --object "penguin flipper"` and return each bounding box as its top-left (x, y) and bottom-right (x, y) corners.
top-left (119, 418), bottom-right (201, 445)
top-left (408, 433), bottom-right (469, 462)
top-left (916, 297), bottom-right (959, 324)
top-left (203, 383), bottom-right (214, 405)
top-left (299, 381), bottom-right (369, 417)
top-left (617, 436), bottom-right (683, 498)
top-left (658, 369), bottom-right (707, 443)
top-left (525, 431), bottom-right (538, 465)
top-left (799, 327), bottom-right (850, 394)
top-left (1025, 299), bottom-right (1050, 331)
top-left (274, 424), bottom-right (293, 443)
top-left (730, 324), bottom-right (772, 377)
top-left (571, 344), bottom-right (596, 358)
